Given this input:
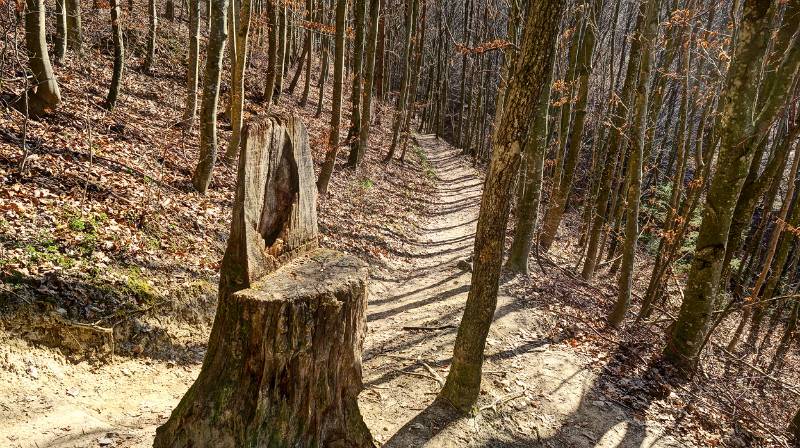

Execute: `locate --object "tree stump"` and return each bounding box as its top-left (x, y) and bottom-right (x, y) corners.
top-left (154, 115), bottom-right (374, 448)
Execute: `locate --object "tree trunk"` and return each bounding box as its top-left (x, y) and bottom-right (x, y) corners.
top-left (54, 0), bottom-right (66, 65)
top-left (581, 6), bottom-right (647, 280)
top-left (316, 0), bottom-right (348, 195)
top-left (608, 0), bottom-right (659, 328)
top-left (20, 0), bottom-right (61, 117)
top-left (191, 0), bottom-right (229, 193)
top-left (273, 4), bottom-right (287, 103)
top-left (346, 0), bottom-right (367, 154)
top-left (664, 0), bottom-right (798, 373)
top-left (223, 0), bottom-right (253, 162)
top-left (505, 68), bottom-right (552, 274)
top-left (263, 0), bottom-right (278, 105)
top-left (299, 0), bottom-right (313, 106)
top-left (374, 13), bottom-right (385, 101)
top-left (439, 0), bottom-right (563, 413)
top-left (538, 0), bottom-right (599, 251)
top-left (143, 0), bottom-right (158, 73)
top-left (65, 0), bottom-right (82, 53)
top-left (182, 0), bottom-right (201, 124)
top-left (384, 0), bottom-right (417, 162)
top-left (315, 38), bottom-right (329, 117)
top-left (349, 0), bottom-right (380, 167)
top-left (104, 0), bottom-right (125, 110)
top-left (155, 116), bottom-right (372, 448)
top-left (738, 146), bottom-right (800, 350)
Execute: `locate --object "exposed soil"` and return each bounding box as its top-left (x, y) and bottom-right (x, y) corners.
top-left (0, 134), bottom-right (679, 448)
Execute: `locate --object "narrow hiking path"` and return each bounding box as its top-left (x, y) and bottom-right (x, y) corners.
top-left (0, 135), bottom-right (678, 448)
top-left (359, 134), bottom-right (680, 447)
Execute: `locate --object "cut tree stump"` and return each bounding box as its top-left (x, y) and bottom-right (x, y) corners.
top-left (154, 115), bottom-right (374, 448)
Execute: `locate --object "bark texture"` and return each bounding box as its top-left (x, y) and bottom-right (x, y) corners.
top-left (316, 0), bottom-right (348, 194)
top-left (155, 116), bottom-right (372, 447)
top-left (21, 0), bottom-right (62, 117)
top-left (664, 0), bottom-right (800, 372)
top-left (192, 0), bottom-right (229, 193)
top-left (439, 0), bottom-right (564, 412)
top-left (104, 0), bottom-right (125, 110)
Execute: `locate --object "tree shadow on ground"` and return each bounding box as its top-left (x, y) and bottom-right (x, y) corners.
top-left (379, 341), bottom-right (683, 448)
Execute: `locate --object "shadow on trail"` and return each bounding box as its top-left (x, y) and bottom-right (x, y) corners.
top-left (380, 340), bottom-right (680, 447)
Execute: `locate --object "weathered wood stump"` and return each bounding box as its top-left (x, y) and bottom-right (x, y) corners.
top-left (154, 115), bottom-right (374, 448)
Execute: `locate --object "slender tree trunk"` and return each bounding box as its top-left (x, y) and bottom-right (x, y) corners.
top-left (581, 6), bottom-right (646, 280)
top-left (223, 0), bottom-right (253, 162)
top-left (299, 0), bottom-right (313, 106)
top-left (191, 0), bottom-right (229, 193)
top-left (399, 0), bottom-right (427, 162)
top-left (273, 4), bottom-right (287, 103)
top-left (144, 0), bottom-right (158, 73)
top-left (263, 0), bottom-right (278, 104)
top-left (182, 0), bottom-right (201, 124)
top-left (315, 38), bottom-right (330, 118)
top-left (608, 0), bottom-right (659, 328)
top-left (346, 0), bottom-right (367, 155)
top-left (736, 146), bottom-right (800, 350)
top-left (538, 0), bottom-right (600, 251)
top-left (506, 67), bottom-right (552, 274)
top-left (316, 0), bottom-right (348, 195)
top-left (66, 0), bottom-right (82, 53)
top-left (54, 0), bottom-right (67, 65)
top-left (440, 0), bottom-right (563, 412)
top-left (20, 0), bottom-right (61, 117)
top-left (664, 0), bottom-right (799, 373)
top-left (375, 13), bottom-right (385, 100)
top-left (384, 0), bottom-right (417, 162)
top-left (350, 0), bottom-right (380, 167)
top-left (104, 0), bottom-right (125, 110)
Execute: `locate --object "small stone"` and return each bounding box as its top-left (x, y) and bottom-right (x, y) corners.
top-left (411, 423), bottom-right (425, 430)
top-left (98, 436), bottom-right (115, 446)
top-left (26, 365), bottom-right (39, 379)
top-left (65, 388), bottom-right (80, 397)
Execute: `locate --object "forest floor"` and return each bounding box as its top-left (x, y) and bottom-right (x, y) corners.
top-left (1, 133), bottom-right (684, 448)
top-left (2, 11), bottom-right (793, 445)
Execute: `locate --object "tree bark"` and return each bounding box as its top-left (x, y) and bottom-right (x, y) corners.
top-left (54, 0), bottom-right (66, 65)
top-left (20, 0), bottom-right (61, 117)
top-left (316, 0), bottom-right (348, 195)
top-left (191, 0), bottom-right (229, 193)
top-left (346, 0), bottom-right (367, 153)
top-left (155, 116), bottom-right (372, 448)
top-left (349, 0), bottom-right (380, 167)
top-left (263, 0), bottom-right (279, 105)
top-left (104, 0), bottom-right (125, 110)
top-left (608, 0), bottom-right (659, 328)
top-left (664, 0), bottom-right (799, 373)
top-left (182, 0), bottom-right (201, 124)
top-left (505, 68), bottom-right (552, 274)
top-left (384, 0), bottom-right (417, 162)
top-left (223, 0), bottom-right (253, 162)
top-left (439, 0), bottom-right (564, 412)
top-left (143, 0), bottom-right (158, 73)
top-left (65, 0), bottom-right (82, 53)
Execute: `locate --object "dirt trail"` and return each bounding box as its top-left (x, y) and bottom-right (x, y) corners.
top-left (0, 135), bottom-right (678, 447)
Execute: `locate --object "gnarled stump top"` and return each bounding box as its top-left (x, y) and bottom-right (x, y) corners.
top-left (222, 114), bottom-right (319, 293)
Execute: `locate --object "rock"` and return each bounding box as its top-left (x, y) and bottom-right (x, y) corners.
top-left (457, 259), bottom-right (472, 272)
